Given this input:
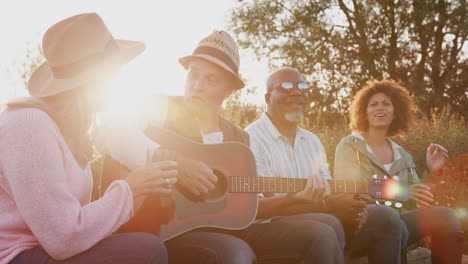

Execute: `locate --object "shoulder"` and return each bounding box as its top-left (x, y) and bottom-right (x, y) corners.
top-left (394, 144), bottom-right (414, 162)
top-left (338, 134), bottom-right (356, 145)
top-left (0, 108), bottom-right (57, 132)
top-left (219, 116), bottom-right (250, 145)
top-left (244, 118), bottom-right (262, 135)
top-left (298, 128), bottom-right (327, 150)
top-left (0, 108), bottom-right (62, 153)
top-left (299, 127), bottom-right (320, 140)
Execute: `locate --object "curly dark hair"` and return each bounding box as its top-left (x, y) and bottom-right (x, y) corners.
top-left (349, 79), bottom-right (418, 137)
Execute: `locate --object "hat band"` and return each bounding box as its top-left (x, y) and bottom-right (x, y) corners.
top-left (50, 39), bottom-right (119, 78)
top-left (192, 46), bottom-right (238, 74)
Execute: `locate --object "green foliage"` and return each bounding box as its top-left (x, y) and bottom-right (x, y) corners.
top-left (8, 41), bottom-right (44, 89)
top-left (220, 88), bottom-right (264, 128)
top-left (393, 108), bottom-right (467, 177)
top-left (228, 0), bottom-right (468, 124)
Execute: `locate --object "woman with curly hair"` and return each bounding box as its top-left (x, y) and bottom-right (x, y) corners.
top-left (334, 79), bottom-right (464, 263)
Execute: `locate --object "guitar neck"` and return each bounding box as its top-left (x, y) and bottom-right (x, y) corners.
top-left (228, 176), bottom-right (368, 194)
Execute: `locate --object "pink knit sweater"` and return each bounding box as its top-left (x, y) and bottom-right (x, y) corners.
top-left (0, 108), bottom-right (134, 264)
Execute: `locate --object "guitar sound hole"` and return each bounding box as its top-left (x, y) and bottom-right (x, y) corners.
top-left (207, 169), bottom-right (228, 200)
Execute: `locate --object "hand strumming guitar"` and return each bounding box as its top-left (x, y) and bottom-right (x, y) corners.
top-left (151, 148), bottom-right (217, 198)
top-left (175, 156), bottom-right (217, 197)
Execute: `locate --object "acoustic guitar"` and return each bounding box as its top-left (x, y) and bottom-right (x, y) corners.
top-left (101, 127), bottom-right (409, 241)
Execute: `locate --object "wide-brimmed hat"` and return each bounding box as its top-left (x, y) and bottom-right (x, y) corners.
top-left (179, 30), bottom-right (245, 89)
top-left (28, 13), bottom-right (145, 98)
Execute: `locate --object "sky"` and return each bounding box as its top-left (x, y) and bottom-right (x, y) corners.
top-left (0, 0), bottom-right (269, 106)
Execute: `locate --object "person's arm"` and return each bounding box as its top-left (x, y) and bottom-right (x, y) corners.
top-left (1, 110), bottom-right (133, 260)
top-left (334, 139), bottom-right (362, 181)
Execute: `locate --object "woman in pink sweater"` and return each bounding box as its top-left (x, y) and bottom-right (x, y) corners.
top-left (0, 13), bottom-right (175, 264)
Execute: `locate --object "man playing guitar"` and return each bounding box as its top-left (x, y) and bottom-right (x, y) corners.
top-left (96, 31), bottom-right (347, 263)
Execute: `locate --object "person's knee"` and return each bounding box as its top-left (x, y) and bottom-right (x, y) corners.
top-left (130, 233), bottom-right (168, 263)
top-left (319, 214), bottom-right (346, 250)
top-left (429, 207), bottom-right (461, 232)
top-left (216, 236), bottom-right (256, 264)
top-left (303, 223), bottom-right (343, 254)
top-left (369, 205), bottom-right (400, 229)
top-left (400, 219), bottom-right (409, 249)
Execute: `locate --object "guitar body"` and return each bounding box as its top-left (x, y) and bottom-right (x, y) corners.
top-left (102, 128), bottom-right (258, 241)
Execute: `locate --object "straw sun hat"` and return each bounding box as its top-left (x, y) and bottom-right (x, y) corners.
top-left (28, 13), bottom-right (145, 98)
top-left (179, 30), bottom-right (245, 89)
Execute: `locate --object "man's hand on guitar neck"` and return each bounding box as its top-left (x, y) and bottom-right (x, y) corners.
top-left (287, 174), bottom-right (330, 203)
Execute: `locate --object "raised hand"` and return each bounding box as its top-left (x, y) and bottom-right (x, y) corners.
top-left (426, 143), bottom-right (449, 174)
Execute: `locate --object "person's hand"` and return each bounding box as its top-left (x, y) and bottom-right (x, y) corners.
top-left (410, 183), bottom-right (434, 208)
top-left (325, 194), bottom-right (369, 223)
top-left (125, 161), bottom-right (178, 199)
top-left (176, 156), bottom-right (217, 197)
top-left (356, 207), bottom-right (369, 232)
top-left (289, 174), bottom-right (330, 202)
top-left (426, 143), bottom-right (449, 174)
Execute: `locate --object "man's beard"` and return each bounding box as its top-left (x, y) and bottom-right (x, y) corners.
top-left (285, 111), bottom-right (303, 123)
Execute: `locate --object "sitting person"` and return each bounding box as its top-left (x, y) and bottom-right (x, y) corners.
top-left (334, 79), bottom-right (464, 264)
top-left (246, 67), bottom-right (404, 264)
top-left (0, 13), bottom-right (172, 264)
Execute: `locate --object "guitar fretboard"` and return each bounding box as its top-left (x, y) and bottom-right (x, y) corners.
top-left (228, 176), bottom-right (368, 194)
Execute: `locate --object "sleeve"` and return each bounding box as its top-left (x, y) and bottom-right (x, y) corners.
top-left (408, 155), bottom-right (422, 184)
top-left (315, 136), bottom-right (332, 180)
top-left (334, 139), bottom-right (362, 181)
top-left (0, 110), bottom-right (134, 260)
top-left (245, 130), bottom-right (272, 198)
top-left (95, 94), bottom-right (168, 169)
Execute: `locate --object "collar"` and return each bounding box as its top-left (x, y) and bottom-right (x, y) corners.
top-left (351, 131), bottom-right (402, 161)
top-left (259, 112), bottom-right (305, 141)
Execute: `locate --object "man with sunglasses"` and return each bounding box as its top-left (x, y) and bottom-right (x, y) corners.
top-left (245, 67), bottom-right (404, 263)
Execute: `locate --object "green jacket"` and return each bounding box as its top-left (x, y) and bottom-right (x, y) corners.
top-left (334, 134), bottom-right (420, 185)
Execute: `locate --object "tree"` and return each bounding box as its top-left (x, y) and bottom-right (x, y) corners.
top-left (4, 41), bottom-right (44, 98)
top-left (228, 0), bottom-right (467, 125)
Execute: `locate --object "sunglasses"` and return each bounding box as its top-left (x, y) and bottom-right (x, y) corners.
top-left (276, 81), bottom-right (310, 93)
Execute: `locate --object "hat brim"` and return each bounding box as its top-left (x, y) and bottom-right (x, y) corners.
top-left (28, 39), bottom-right (145, 98)
top-left (179, 55), bottom-right (245, 90)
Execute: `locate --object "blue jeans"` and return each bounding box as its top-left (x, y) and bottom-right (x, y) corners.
top-left (10, 232), bottom-right (167, 264)
top-left (345, 205), bottom-right (403, 264)
top-left (165, 231), bottom-right (255, 264)
top-left (165, 213), bottom-right (345, 264)
top-left (239, 213), bottom-right (345, 264)
top-left (400, 206), bottom-right (464, 264)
